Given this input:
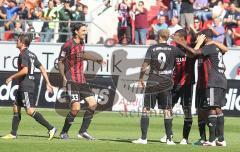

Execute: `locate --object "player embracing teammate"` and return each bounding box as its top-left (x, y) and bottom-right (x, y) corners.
top-left (174, 29), bottom-right (228, 146)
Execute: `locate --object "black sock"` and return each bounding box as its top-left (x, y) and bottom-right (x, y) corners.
top-left (61, 112), bottom-right (75, 133)
top-left (164, 118), bottom-right (173, 140)
top-left (79, 109), bottom-right (95, 133)
top-left (208, 115), bottom-right (217, 142)
top-left (32, 111), bottom-right (53, 130)
top-left (217, 113), bottom-right (224, 142)
top-left (198, 120), bottom-right (206, 141)
top-left (183, 118), bottom-right (192, 140)
top-left (11, 112), bottom-right (21, 136)
top-left (140, 114), bottom-right (149, 140)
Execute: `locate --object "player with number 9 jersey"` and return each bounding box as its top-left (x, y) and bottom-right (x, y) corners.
top-left (132, 29), bottom-right (185, 145)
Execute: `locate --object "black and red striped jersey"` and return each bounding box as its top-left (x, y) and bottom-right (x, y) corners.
top-left (173, 54), bottom-right (196, 86)
top-left (196, 57), bottom-right (208, 89)
top-left (58, 39), bottom-right (86, 84)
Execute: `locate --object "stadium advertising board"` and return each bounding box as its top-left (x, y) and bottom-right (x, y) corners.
top-left (0, 42), bottom-right (240, 116)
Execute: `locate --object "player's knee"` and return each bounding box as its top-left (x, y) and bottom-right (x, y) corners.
top-left (26, 109), bottom-right (34, 116)
top-left (209, 107), bottom-right (217, 115)
top-left (86, 96), bottom-right (97, 110)
top-left (70, 110), bottom-right (79, 116)
top-left (216, 107), bottom-right (223, 114)
top-left (88, 101), bottom-right (97, 110)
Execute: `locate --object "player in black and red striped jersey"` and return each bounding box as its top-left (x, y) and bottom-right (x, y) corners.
top-left (58, 23), bottom-right (104, 140)
top-left (174, 29), bottom-right (228, 146)
top-left (163, 29), bottom-right (196, 145)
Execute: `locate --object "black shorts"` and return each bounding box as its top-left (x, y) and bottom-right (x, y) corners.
top-left (195, 87), bottom-right (208, 109)
top-left (172, 84), bottom-right (193, 107)
top-left (206, 87), bottom-right (227, 108)
top-left (14, 91), bottom-right (35, 108)
top-left (66, 81), bottom-right (94, 102)
top-left (144, 90), bottom-right (172, 110)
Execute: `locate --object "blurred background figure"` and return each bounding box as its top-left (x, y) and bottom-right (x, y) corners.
top-left (133, 1), bottom-right (148, 45)
top-left (41, 0), bottom-right (58, 42)
top-left (180, 0), bottom-right (194, 29)
top-left (58, 0), bottom-right (73, 43)
top-left (115, 0), bottom-right (132, 44)
top-left (232, 16), bottom-right (240, 47)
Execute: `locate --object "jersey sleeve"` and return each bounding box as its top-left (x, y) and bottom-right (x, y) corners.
top-left (201, 45), bottom-right (216, 56)
top-left (173, 46), bottom-right (185, 58)
top-left (58, 43), bottom-right (69, 60)
top-left (34, 56), bottom-right (42, 69)
top-left (21, 52), bottom-right (29, 67)
top-left (144, 45), bottom-right (153, 64)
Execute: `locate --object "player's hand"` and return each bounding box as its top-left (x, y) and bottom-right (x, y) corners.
top-left (97, 59), bottom-right (107, 65)
top-left (138, 79), bottom-right (145, 88)
top-left (5, 76), bottom-right (13, 85)
top-left (46, 83), bottom-right (54, 93)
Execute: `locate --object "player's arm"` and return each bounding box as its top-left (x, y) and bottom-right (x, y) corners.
top-left (39, 65), bottom-right (54, 93)
top-left (139, 61), bottom-right (149, 87)
top-left (174, 34), bottom-right (205, 56)
top-left (58, 58), bottom-right (67, 87)
top-left (210, 41), bottom-right (229, 53)
top-left (81, 52), bottom-right (104, 64)
top-left (58, 45), bottom-right (68, 87)
top-left (5, 67), bottom-right (28, 84)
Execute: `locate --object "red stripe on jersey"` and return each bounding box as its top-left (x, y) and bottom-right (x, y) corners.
top-left (203, 59), bottom-right (210, 88)
top-left (70, 41), bottom-right (76, 82)
top-left (73, 44), bottom-right (78, 82)
top-left (76, 45), bottom-right (82, 83)
top-left (180, 59), bottom-right (186, 86)
top-left (80, 45), bottom-right (86, 83)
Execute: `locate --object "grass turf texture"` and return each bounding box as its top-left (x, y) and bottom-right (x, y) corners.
top-left (0, 107), bottom-right (238, 152)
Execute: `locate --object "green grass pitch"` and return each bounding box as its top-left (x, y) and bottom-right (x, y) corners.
top-left (0, 107), bottom-right (239, 152)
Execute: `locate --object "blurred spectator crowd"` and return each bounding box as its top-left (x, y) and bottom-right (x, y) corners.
top-left (115, 0), bottom-right (240, 47)
top-left (0, 0), bottom-right (88, 42)
top-left (0, 0), bottom-right (240, 47)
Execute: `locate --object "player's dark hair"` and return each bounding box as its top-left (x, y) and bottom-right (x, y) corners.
top-left (175, 29), bottom-right (187, 39)
top-left (18, 33), bottom-right (32, 47)
top-left (201, 29), bottom-right (213, 39)
top-left (71, 22), bottom-right (87, 36)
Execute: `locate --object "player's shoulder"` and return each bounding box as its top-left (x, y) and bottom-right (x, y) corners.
top-left (148, 43), bottom-right (172, 50)
top-left (27, 49), bottom-right (36, 56)
top-left (203, 44), bottom-right (218, 51)
top-left (62, 39), bottom-right (74, 48)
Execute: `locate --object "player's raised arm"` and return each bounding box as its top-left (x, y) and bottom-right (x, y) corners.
top-left (208, 41), bottom-right (229, 54)
top-left (138, 61), bottom-right (149, 88)
top-left (81, 51), bottom-right (104, 64)
top-left (173, 34), bottom-right (205, 56)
